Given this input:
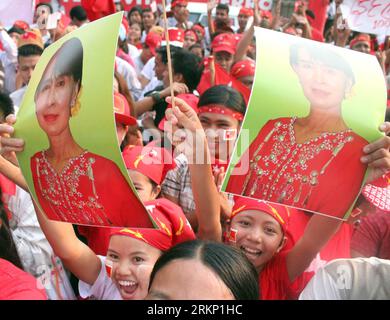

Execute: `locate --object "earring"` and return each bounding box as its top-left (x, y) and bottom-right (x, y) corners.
top-left (70, 85), bottom-right (82, 117)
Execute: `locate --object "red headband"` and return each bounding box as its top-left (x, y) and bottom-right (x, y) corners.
top-left (231, 197), bottom-right (292, 234)
top-left (110, 199), bottom-right (195, 251)
top-left (198, 104), bottom-right (244, 121)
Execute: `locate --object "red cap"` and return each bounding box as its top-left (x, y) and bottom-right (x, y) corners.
top-left (171, 0), bottom-right (188, 9)
top-left (230, 196), bottom-right (292, 234)
top-left (350, 34), bottom-right (371, 50)
top-left (260, 10), bottom-right (273, 20)
top-left (114, 92), bottom-right (137, 126)
top-left (231, 59), bottom-right (255, 79)
top-left (122, 145), bottom-right (176, 185)
top-left (13, 20), bottom-right (29, 31)
top-left (239, 7), bottom-right (254, 17)
top-left (192, 24), bottom-right (205, 38)
top-left (211, 33), bottom-right (236, 55)
top-left (162, 27), bottom-right (184, 47)
top-left (145, 31), bottom-right (162, 56)
top-left (158, 93), bottom-right (199, 131)
top-left (362, 184), bottom-right (390, 212)
top-left (17, 29), bottom-right (44, 49)
top-left (184, 29), bottom-right (198, 42)
top-left (110, 198), bottom-right (195, 251)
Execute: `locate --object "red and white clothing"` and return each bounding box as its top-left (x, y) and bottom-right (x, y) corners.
top-left (226, 117), bottom-right (368, 219)
top-left (31, 150), bottom-right (152, 228)
top-left (351, 211), bottom-right (390, 259)
top-left (259, 252), bottom-right (309, 300)
top-left (0, 258), bottom-right (47, 300)
top-left (78, 255), bottom-right (121, 300)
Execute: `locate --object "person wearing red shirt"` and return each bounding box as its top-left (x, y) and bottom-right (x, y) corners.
top-left (0, 258), bottom-right (47, 300)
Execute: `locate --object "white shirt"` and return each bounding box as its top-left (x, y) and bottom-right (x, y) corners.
top-left (299, 257), bottom-right (390, 300)
top-left (141, 56), bottom-right (156, 81)
top-left (133, 53), bottom-right (144, 74)
top-left (79, 255), bottom-right (121, 300)
top-left (9, 186), bottom-right (76, 300)
top-left (0, 29), bottom-right (18, 93)
top-left (10, 86), bottom-right (27, 114)
top-left (127, 43), bottom-right (141, 60)
top-left (115, 56), bottom-right (142, 101)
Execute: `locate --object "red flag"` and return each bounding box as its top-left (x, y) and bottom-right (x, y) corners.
top-left (197, 57), bottom-right (251, 106)
top-left (81, 0), bottom-right (116, 21)
top-left (308, 0), bottom-right (328, 35)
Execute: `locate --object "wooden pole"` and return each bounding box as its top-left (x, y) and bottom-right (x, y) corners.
top-left (161, 0), bottom-right (175, 109)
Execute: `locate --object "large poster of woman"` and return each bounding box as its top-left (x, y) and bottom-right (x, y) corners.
top-left (223, 27), bottom-right (387, 220)
top-left (14, 13), bottom-right (154, 228)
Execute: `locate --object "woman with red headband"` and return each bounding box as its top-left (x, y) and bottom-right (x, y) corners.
top-left (163, 95), bottom-right (390, 299)
top-left (29, 179), bottom-right (195, 300)
top-left (162, 85), bottom-right (246, 230)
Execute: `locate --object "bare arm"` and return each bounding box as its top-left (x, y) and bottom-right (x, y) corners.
top-left (32, 200), bottom-right (101, 286)
top-left (165, 96), bottom-right (222, 241)
top-left (134, 83), bottom-right (189, 117)
top-left (270, 0), bottom-right (282, 30)
top-left (286, 214), bottom-right (342, 282)
top-left (234, 1), bottom-right (261, 63)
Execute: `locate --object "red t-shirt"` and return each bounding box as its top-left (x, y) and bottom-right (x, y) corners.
top-left (351, 211), bottom-right (390, 259)
top-left (0, 259), bottom-right (47, 300)
top-left (259, 252), bottom-right (308, 300)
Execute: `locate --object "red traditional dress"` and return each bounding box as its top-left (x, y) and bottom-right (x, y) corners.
top-left (30, 150), bottom-right (153, 228)
top-left (226, 117), bottom-right (368, 218)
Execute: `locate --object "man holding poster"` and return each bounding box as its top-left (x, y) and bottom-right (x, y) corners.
top-left (224, 27), bottom-right (387, 220)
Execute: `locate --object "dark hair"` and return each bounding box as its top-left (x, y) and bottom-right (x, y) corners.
top-left (18, 44), bottom-right (44, 58)
top-left (156, 46), bottom-right (181, 65)
top-left (35, 2), bottom-right (53, 14)
top-left (189, 43), bottom-right (204, 57)
top-left (216, 3), bottom-right (229, 13)
top-left (198, 85), bottom-right (246, 116)
top-left (289, 42), bottom-right (355, 85)
top-left (129, 5), bottom-right (143, 19)
top-left (69, 5), bottom-right (87, 21)
top-left (36, 37), bottom-right (83, 96)
top-left (149, 240), bottom-right (259, 300)
top-left (7, 27), bottom-right (25, 35)
top-left (142, 7), bottom-right (156, 18)
top-left (0, 91), bottom-right (15, 120)
top-left (305, 9), bottom-right (315, 20)
top-left (0, 188), bottom-right (24, 270)
top-left (171, 50), bottom-right (202, 91)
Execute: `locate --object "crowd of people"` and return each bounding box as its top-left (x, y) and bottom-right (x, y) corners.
top-left (0, 0), bottom-right (390, 300)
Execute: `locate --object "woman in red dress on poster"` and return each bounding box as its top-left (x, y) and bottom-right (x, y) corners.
top-left (30, 37), bottom-right (152, 228)
top-left (226, 42), bottom-right (369, 219)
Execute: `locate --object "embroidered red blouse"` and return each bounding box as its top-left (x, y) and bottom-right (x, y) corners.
top-left (226, 117), bottom-right (368, 219)
top-left (31, 150), bottom-right (153, 228)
